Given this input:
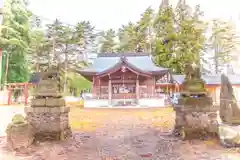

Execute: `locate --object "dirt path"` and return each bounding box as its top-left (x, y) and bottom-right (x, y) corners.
top-left (0, 107), bottom-right (240, 159)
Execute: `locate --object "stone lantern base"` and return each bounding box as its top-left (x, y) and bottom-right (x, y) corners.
top-left (173, 104), bottom-right (218, 140)
top-left (25, 107), bottom-right (72, 141)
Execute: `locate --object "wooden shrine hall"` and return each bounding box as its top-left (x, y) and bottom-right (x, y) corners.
top-left (76, 53), bottom-right (174, 107)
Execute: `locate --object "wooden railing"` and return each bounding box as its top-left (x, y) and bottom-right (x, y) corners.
top-left (112, 93), bottom-right (136, 99)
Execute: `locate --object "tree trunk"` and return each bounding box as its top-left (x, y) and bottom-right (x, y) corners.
top-left (64, 52), bottom-right (68, 95)
top-left (4, 53), bottom-right (9, 88)
top-left (214, 43), bottom-right (219, 75)
top-left (36, 53), bottom-right (40, 72)
top-left (48, 51), bottom-right (51, 69)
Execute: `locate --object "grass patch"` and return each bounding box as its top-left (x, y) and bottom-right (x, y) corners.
top-left (70, 120), bottom-right (97, 132)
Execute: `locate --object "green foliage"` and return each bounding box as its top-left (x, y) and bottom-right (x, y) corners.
top-left (153, 4), bottom-right (177, 71)
top-left (152, 1), bottom-right (208, 74)
top-left (117, 7), bottom-right (154, 52)
top-left (29, 18), bottom-right (95, 94)
top-left (1, 0), bottom-right (32, 84)
top-left (8, 52), bottom-right (29, 82)
top-left (99, 29), bottom-right (117, 53)
top-left (117, 22), bottom-right (138, 52)
top-left (176, 4), bottom-right (207, 70)
top-left (67, 72), bottom-right (91, 95)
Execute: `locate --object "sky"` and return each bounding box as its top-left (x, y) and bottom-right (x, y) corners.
top-left (28, 0), bottom-right (240, 30)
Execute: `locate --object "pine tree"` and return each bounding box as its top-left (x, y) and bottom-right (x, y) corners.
top-left (174, 1), bottom-right (207, 73)
top-left (1, 0), bottom-right (32, 83)
top-left (136, 7), bottom-right (154, 52)
top-left (153, 0), bottom-right (177, 72)
top-left (75, 21), bottom-right (97, 65)
top-left (117, 22), bottom-right (138, 52)
top-left (208, 19), bottom-right (238, 74)
top-left (99, 29), bottom-right (116, 53)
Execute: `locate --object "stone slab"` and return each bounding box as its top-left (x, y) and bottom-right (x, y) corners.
top-left (36, 79), bottom-right (58, 86)
top-left (45, 98), bottom-right (65, 107)
top-left (218, 123), bottom-right (240, 147)
top-left (174, 104), bottom-right (218, 112)
top-left (31, 98), bottom-right (46, 107)
top-left (31, 98), bottom-right (65, 107)
top-left (24, 106), bottom-right (70, 113)
top-left (33, 91), bottom-right (63, 97)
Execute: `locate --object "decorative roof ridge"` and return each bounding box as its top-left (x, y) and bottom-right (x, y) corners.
top-left (96, 56), bottom-right (152, 77)
top-left (97, 52), bottom-right (151, 57)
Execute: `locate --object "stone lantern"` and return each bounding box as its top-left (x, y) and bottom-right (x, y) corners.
top-left (173, 62), bottom-right (218, 140)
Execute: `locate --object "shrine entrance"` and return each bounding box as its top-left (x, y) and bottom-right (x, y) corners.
top-left (99, 66), bottom-right (140, 106)
top-left (112, 83), bottom-right (136, 99)
top-left (6, 83), bottom-right (31, 105)
top-left (111, 82), bottom-right (137, 106)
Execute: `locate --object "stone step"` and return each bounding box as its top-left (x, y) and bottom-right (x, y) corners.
top-left (31, 98), bottom-right (65, 107)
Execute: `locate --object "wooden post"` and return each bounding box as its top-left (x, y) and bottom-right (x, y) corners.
top-left (8, 89), bottom-right (11, 105)
top-left (108, 74), bottom-right (112, 106)
top-left (24, 83), bottom-right (28, 105)
top-left (99, 78), bottom-right (101, 99)
top-left (92, 76), bottom-right (95, 98)
top-left (136, 75), bottom-right (139, 102)
top-left (166, 84), bottom-right (168, 94)
top-left (213, 87), bottom-right (216, 103)
top-left (152, 76), bottom-right (155, 97)
top-left (166, 73), bottom-right (169, 95)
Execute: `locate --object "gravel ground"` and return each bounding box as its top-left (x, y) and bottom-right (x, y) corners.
top-left (0, 107), bottom-right (240, 160)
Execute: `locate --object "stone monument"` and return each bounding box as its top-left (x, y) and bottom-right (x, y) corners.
top-left (218, 74), bottom-right (240, 147)
top-left (173, 63), bottom-right (218, 140)
top-left (25, 69), bottom-right (72, 141)
top-left (6, 114), bottom-right (34, 150)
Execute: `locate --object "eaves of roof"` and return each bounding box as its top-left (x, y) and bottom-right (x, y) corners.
top-left (96, 56), bottom-right (152, 77)
top-left (76, 53), bottom-right (169, 77)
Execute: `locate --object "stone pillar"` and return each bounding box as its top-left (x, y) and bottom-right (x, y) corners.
top-left (108, 76), bottom-right (112, 107)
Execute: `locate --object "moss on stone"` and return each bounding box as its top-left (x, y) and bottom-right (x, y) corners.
top-left (11, 114), bottom-right (26, 124)
top-left (182, 79), bottom-right (206, 93)
top-left (6, 114), bottom-right (27, 133)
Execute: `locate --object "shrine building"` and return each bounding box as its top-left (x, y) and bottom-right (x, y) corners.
top-left (76, 53), bottom-right (173, 107)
